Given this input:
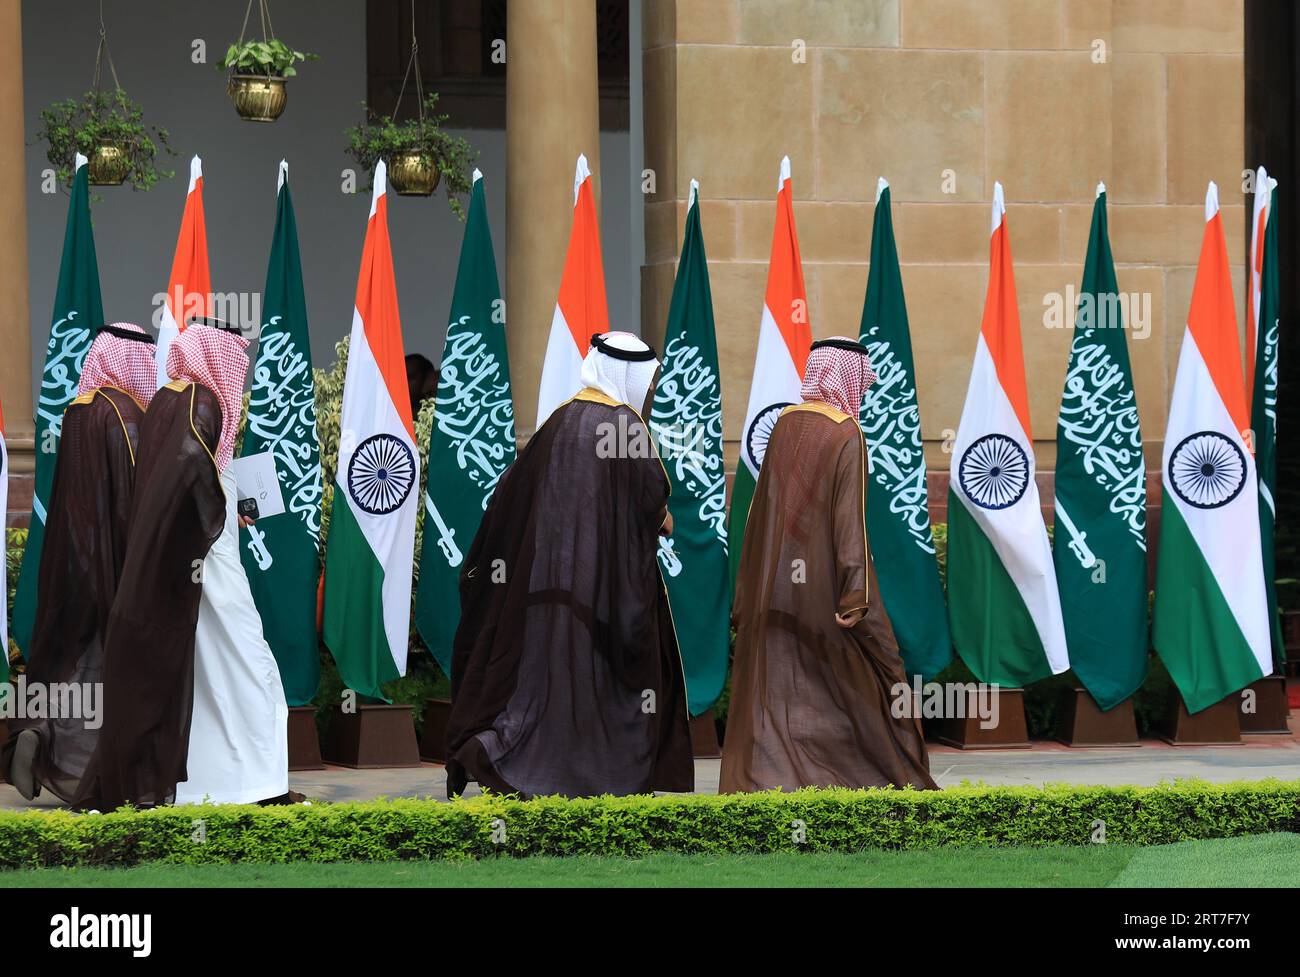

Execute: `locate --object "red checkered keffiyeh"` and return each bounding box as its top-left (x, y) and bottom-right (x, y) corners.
top-left (800, 336), bottom-right (878, 416)
top-left (165, 323), bottom-right (250, 471)
top-left (78, 322), bottom-right (158, 409)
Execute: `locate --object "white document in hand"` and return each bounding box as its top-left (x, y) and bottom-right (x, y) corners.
top-left (230, 451), bottom-right (286, 520)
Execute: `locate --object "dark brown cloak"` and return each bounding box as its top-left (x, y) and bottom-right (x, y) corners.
top-left (70, 381), bottom-right (226, 810)
top-left (720, 402), bottom-right (937, 792)
top-left (447, 388), bottom-right (694, 798)
top-left (0, 387), bottom-right (142, 801)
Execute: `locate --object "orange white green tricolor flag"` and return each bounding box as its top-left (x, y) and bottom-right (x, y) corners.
top-left (535, 153), bottom-right (610, 428)
top-left (322, 160), bottom-right (420, 702)
top-left (947, 182), bottom-right (1067, 687)
top-left (728, 156), bottom-right (811, 586)
top-left (1153, 181), bottom-right (1271, 712)
top-left (155, 155), bottom-right (211, 387)
top-left (0, 395), bottom-right (8, 681)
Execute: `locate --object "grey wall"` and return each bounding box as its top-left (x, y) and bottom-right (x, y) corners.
top-left (22, 0), bottom-right (634, 391)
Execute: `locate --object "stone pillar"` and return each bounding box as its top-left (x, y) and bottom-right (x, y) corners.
top-left (0, 0), bottom-right (32, 477)
top-left (505, 0), bottom-right (601, 438)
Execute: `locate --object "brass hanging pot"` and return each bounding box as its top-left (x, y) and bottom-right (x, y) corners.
top-left (387, 150), bottom-right (439, 197)
top-left (228, 74), bottom-right (288, 122)
top-left (87, 143), bottom-right (130, 186)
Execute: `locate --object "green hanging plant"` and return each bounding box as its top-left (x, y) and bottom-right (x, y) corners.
top-left (36, 88), bottom-right (176, 192)
top-left (217, 37), bottom-right (317, 78)
top-left (343, 94), bottom-right (476, 216)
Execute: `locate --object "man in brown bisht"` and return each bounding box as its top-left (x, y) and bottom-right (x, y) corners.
top-left (5, 324), bottom-right (157, 801)
top-left (71, 321), bottom-right (239, 810)
top-left (446, 332), bottom-right (693, 799)
top-left (721, 337), bottom-right (937, 793)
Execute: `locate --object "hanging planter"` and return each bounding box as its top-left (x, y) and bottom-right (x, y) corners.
top-left (388, 150), bottom-right (440, 197)
top-left (226, 73), bottom-right (289, 123)
top-left (36, 11), bottom-right (175, 192)
top-left (218, 1), bottom-right (316, 123)
top-left (86, 141), bottom-right (130, 185)
top-left (342, 3), bottom-right (473, 214)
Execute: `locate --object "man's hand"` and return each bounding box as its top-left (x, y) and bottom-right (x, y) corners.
top-left (238, 515), bottom-right (256, 529)
top-left (835, 608), bottom-right (865, 629)
top-left (659, 509), bottom-right (673, 537)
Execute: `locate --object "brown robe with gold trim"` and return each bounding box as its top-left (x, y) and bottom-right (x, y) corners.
top-left (0, 387), bottom-right (142, 801)
top-left (446, 388), bottom-right (694, 798)
top-left (71, 381), bottom-right (226, 810)
top-left (720, 402), bottom-right (937, 792)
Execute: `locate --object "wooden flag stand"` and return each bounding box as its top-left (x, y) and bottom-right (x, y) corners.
top-left (690, 713), bottom-right (721, 758)
top-left (322, 703), bottom-right (421, 767)
top-left (419, 697), bottom-right (452, 763)
top-left (936, 687), bottom-right (1030, 749)
top-left (1055, 688), bottom-right (1139, 747)
top-left (1157, 693), bottom-right (1241, 745)
top-left (1238, 675), bottom-right (1291, 734)
top-left (287, 705), bottom-right (324, 770)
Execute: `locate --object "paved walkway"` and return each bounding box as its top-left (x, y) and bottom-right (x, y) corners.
top-left (4, 728), bottom-right (1297, 809)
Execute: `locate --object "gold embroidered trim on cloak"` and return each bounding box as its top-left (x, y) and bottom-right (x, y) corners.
top-left (781, 401), bottom-right (853, 424)
top-left (183, 383), bottom-right (220, 476)
top-left (94, 389), bottom-right (137, 467)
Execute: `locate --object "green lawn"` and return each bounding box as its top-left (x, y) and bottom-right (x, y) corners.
top-left (2, 834), bottom-right (1295, 887)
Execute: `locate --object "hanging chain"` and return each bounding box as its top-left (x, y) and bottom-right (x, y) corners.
top-left (392, 0), bottom-right (426, 129)
top-left (91, 0), bottom-right (122, 93)
top-left (235, 0), bottom-right (278, 77)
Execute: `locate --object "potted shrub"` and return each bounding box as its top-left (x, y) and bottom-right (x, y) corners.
top-left (344, 93), bottom-right (475, 214)
top-left (36, 89), bottom-right (175, 190)
top-left (218, 37), bottom-right (317, 123)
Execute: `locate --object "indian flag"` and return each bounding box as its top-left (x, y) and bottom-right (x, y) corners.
top-left (947, 183), bottom-right (1068, 687)
top-left (729, 156), bottom-right (811, 586)
top-left (322, 160), bottom-right (420, 702)
top-left (155, 155), bottom-right (211, 387)
top-left (1153, 181), bottom-right (1271, 713)
top-left (535, 153), bottom-right (610, 428)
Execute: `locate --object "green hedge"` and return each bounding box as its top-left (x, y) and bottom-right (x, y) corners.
top-left (1, 781), bottom-right (1296, 868)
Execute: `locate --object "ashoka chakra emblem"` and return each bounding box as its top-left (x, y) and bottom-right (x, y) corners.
top-left (745, 402), bottom-right (792, 468)
top-left (959, 433), bottom-right (1030, 510)
top-left (1168, 431), bottom-right (1246, 510)
top-left (347, 434), bottom-right (416, 515)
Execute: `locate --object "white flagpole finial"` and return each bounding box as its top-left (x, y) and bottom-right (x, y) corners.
top-left (1095, 181), bottom-right (1106, 198)
top-left (991, 181), bottom-right (1006, 233)
top-left (371, 158), bottom-right (387, 216)
top-left (277, 159), bottom-right (288, 193)
top-left (74, 152), bottom-right (88, 170)
top-left (778, 155), bottom-right (791, 191)
top-left (574, 154), bottom-right (591, 205)
top-left (472, 167), bottom-right (483, 185)
top-left (875, 176), bottom-right (889, 203)
top-left (189, 155), bottom-right (203, 193)
top-left (688, 178), bottom-right (699, 208)
top-left (1205, 180), bottom-right (1219, 222)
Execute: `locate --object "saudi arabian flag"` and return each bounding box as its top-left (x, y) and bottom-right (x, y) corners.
top-left (858, 178), bottom-right (951, 680)
top-left (649, 179), bottom-right (730, 716)
top-left (730, 156), bottom-right (811, 586)
top-left (1053, 184), bottom-right (1147, 710)
top-left (414, 169), bottom-right (515, 676)
top-left (239, 161), bottom-right (322, 705)
top-left (13, 152), bottom-right (103, 657)
top-left (1247, 169), bottom-right (1283, 664)
top-left (948, 183), bottom-right (1068, 687)
top-left (1153, 182), bottom-right (1271, 712)
top-left (323, 160), bottom-right (420, 702)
